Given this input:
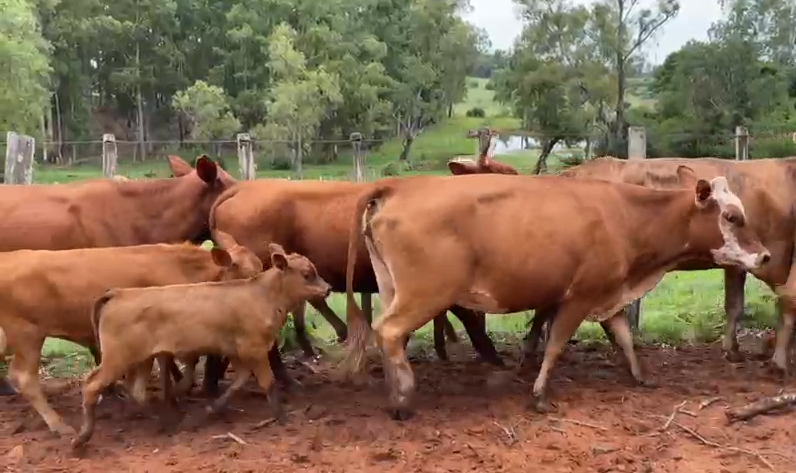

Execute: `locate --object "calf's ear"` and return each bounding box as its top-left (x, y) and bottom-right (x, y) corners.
top-left (675, 165), bottom-right (698, 186)
top-left (695, 179), bottom-right (712, 203)
top-left (211, 248), bottom-right (233, 268)
top-left (167, 155), bottom-right (193, 177)
top-left (447, 161), bottom-right (471, 175)
top-left (213, 230), bottom-right (239, 250)
top-left (268, 243), bottom-right (289, 270)
top-left (195, 155), bottom-right (219, 184)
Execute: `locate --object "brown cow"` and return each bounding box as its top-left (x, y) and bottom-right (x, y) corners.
top-left (557, 156), bottom-right (796, 372)
top-left (72, 244), bottom-right (331, 449)
top-left (197, 178), bottom-right (503, 394)
top-left (339, 169), bottom-right (769, 418)
top-left (0, 232), bottom-right (262, 436)
top-left (0, 155), bottom-right (233, 397)
top-left (448, 128), bottom-right (519, 176)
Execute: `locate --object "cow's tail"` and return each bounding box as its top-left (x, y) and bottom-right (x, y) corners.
top-left (90, 290), bottom-right (116, 355)
top-left (208, 185), bottom-right (242, 235)
top-left (338, 184), bottom-right (395, 378)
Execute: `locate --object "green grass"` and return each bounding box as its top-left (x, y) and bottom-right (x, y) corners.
top-left (453, 77), bottom-right (511, 117)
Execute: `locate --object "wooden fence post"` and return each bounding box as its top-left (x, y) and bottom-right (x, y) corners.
top-left (102, 134), bottom-right (118, 178)
top-left (350, 132), bottom-right (365, 182)
top-left (4, 132), bottom-right (35, 185)
top-left (735, 126), bottom-right (749, 161)
top-left (237, 133), bottom-right (255, 180)
top-left (625, 126), bottom-right (647, 332)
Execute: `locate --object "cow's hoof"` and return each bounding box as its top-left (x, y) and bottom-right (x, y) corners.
top-left (387, 408), bottom-right (414, 421)
top-left (766, 361), bottom-right (790, 377)
top-left (51, 423), bottom-right (77, 437)
top-left (479, 354), bottom-right (505, 367)
top-left (724, 350), bottom-right (745, 363)
top-left (529, 397), bottom-right (556, 414)
top-left (636, 378), bottom-right (659, 388)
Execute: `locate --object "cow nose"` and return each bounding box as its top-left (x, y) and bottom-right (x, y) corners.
top-left (758, 252), bottom-right (771, 266)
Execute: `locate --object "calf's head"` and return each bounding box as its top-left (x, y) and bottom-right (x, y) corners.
top-left (266, 243), bottom-right (331, 302)
top-left (210, 230), bottom-right (264, 280)
top-left (678, 165), bottom-right (770, 271)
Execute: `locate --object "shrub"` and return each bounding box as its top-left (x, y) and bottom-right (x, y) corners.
top-left (269, 156), bottom-right (292, 170)
top-left (466, 107), bottom-right (486, 118)
top-left (485, 82), bottom-right (495, 91)
top-left (750, 136), bottom-right (796, 159)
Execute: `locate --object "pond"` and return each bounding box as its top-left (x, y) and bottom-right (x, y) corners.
top-left (490, 134), bottom-right (585, 156)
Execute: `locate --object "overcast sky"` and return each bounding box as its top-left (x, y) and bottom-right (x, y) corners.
top-left (463, 0), bottom-right (724, 64)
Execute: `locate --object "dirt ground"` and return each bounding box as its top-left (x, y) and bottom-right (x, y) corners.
top-left (1, 342), bottom-right (795, 473)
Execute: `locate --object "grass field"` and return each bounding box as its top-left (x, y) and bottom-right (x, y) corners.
top-left (16, 75), bottom-right (778, 368)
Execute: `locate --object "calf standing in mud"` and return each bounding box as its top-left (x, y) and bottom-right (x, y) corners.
top-left (72, 243), bottom-right (331, 449)
top-left (339, 167), bottom-right (770, 419)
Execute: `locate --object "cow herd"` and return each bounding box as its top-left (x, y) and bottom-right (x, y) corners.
top-left (0, 129), bottom-right (794, 454)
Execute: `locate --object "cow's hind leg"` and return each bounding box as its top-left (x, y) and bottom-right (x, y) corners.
top-left (7, 331), bottom-right (74, 436)
top-left (291, 302), bottom-right (317, 358)
top-left (206, 359), bottom-right (250, 414)
top-left (530, 301), bottom-right (591, 413)
top-left (723, 269), bottom-right (747, 362)
top-left (602, 314), bottom-right (656, 387)
top-left (310, 297), bottom-right (349, 343)
top-left (432, 313), bottom-right (450, 361)
top-left (450, 307), bottom-right (503, 366)
top-left (73, 356), bottom-right (132, 449)
top-left (250, 353), bottom-right (285, 422)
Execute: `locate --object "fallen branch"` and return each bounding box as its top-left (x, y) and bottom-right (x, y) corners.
top-left (726, 393), bottom-right (796, 424)
top-left (670, 421), bottom-right (774, 471)
top-left (548, 416), bottom-right (608, 432)
top-left (492, 420), bottom-right (518, 446)
top-left (212, 432), bottom-right (248, 445)
top-left (699, 396), bottom-right (723, 410)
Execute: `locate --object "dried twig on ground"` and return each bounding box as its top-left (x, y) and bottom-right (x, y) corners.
top-left (699, 396), bottom-right (723, 410)
top-left (725, 393), bottom-right (796, 424)
top-left (670, 421), bottom-right (774, 471)
top-left (661, 400), bottom-right (688, 431)
top-left (492, 420), bottom-right (518, 445)
top-left (212, 432), bottom-right (248, 445)
top-left (548, 416), bottom-right (608, 432)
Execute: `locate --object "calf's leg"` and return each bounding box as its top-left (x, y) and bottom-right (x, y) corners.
top-left (250, 353), bottom-right (285, 422)
top-left (74, 354), bottom-right (134, 448)
top-left (291, 302), bottom-right (317, 358)
top-left (7, 331), bottom-right (74, 436)
top-left (206, 360), bottom-right (251, 414)
top-left (602, 314), bottom-right (656, 387)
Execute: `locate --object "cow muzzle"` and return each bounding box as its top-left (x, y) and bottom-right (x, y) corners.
top-left (711, 247), bottom-right (771, 271)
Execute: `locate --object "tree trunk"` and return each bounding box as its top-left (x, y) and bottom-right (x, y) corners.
top-left (295, 134), bottom-right (303, 179)
top-left (399, 133), bottom-right (414, 161)
top-left (54, 92), bottom-right (63, 163)
top-left (135, 42), bottom-right (146, 162)
top-left (533, 138), bottom-right (561, 175)
top-left (613, 0), bottom-right (627, 144)
top-left (447, 103), bottom-right (453, 118)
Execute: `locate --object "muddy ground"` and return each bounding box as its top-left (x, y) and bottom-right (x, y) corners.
top-left (1, 342), bottom-right (795, 472)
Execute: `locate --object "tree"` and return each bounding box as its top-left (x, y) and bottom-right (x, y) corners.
top-left (0, 0), bottom-right (52, 136)
top-left (257, 23), bottom-right (342, 177)
top-left (494, 0), bottom-right (613, 172)
top-left (590, 0), bottom-right (680, 146)
top-left (172, 80), bottom-right (241, 156)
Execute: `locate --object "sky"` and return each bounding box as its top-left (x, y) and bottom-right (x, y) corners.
top-left (463, 0), bottom-right (724, 64)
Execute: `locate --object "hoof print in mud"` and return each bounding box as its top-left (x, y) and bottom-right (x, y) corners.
top-left (387, 408), bottom-right (414, 421)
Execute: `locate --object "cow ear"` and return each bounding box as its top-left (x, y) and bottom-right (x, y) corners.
top-left (167, 155), bottom-right (193, 177)
top-left (448, 161), bottom-right (471, 175)
top-left (675, 165), bottom-right (698, 187)
top-left (195, 155), bottom-right (218, 184)
top-left (211, 248), bottom-right (233, 268)
top-left (268, 243), bottom-right (288, 270)
top-left (695, 179), bottom-right (712, 203)
top-left (213, 230), bottom-right (238, 250)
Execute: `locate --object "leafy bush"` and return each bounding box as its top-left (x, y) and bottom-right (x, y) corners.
top-left (269, 156), bottom-right (293, 170)
top-left (750, 136), bottom-right (796, 158)
top-left (467, 79), bottom-right (480, 89)
top-left (381, 162), bottom-right (400, 176)
top-left (466, 107), bottom-right (486, 118)
top-left (485, 81), bottom-right (495, 91)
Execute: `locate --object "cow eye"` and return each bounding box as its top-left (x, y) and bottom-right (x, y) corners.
top-left (724, 213), bottom-right (739, 224)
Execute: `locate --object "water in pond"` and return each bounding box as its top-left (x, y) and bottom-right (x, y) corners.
top-left (491, 134), bottom-right (583, 155)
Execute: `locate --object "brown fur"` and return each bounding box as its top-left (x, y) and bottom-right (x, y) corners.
top-left (72, 245), bottom-right (330, 448)
top-left (562, 156), bottom-right (796, 370)
top-left (0, 233), bottom-right (261, 436)
top-left (340, 171), bottom-right (768, 417)
top-left (208, 177), bottom-right (502, 367)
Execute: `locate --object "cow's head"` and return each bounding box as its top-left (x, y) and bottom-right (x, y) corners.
top-left (164, 155), bottom-right (237, 244)
top-left (209, 230), bottom-right (264, 280)
top-left (678, 165), bottom-right (770, 271)
top-left (264, 243), bottom-right (331, 303)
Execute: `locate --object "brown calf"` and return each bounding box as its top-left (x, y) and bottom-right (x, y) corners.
top-left (339, 168), bottom-right (769, 418)
top-left (72, 244), bottom-right (331, 448)
top-left (199, 178), bottom-right (502, 393)
top-left (447, 127), bottom-right (519, 176)
top-left (0, 232), bottom-right (261, 436)
top-left (559, 156), bottom-right (796, 372)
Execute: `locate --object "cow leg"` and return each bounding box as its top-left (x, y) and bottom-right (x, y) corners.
top-left (309, 297), bottom-right (349, 343)
top-left (521, 307), bottom-right (556, 369)
top-left (88, 345), bottom-right (125, 400)
top-left (449, 307), bottom-right (503, 366)
top-left (723, 269), bottom-right (747, 362)
top-left (174, 356), bottom-right (200, 397)
top-left (269, 344), bottom-right (298, 389)
top-left (0, 376), bottom-right (15, 396)
top-left (362, 293), bottom-right (374, 324)
top-left (291, 302), bottom-right (316, 358)
top-left (206, 359), bottom-right (251, 414)
top-left (157, 355), bottom-right (179, 407)
top-left (7, 332), bottom-right (74, 436)
top-left (202, 355), bottom-right (225, 398)
top-left (530, 302), bottom-right (589, 413)
top-left (432, 314), bottom-right (449, 361)
top-left (251, 354), bottom-right (286, 422)
top-left (773, 286), bottom-right (796, 374)
top-left (74, 357), bottom-right (136, 449)
top-left (602, 314), bottom-right (656, 387)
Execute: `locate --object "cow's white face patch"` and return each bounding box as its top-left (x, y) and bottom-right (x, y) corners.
top-left (708, 176), bottom-right (761, 270)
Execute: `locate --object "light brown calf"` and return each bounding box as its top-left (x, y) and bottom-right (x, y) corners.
top-left (339, 169), bottom-right (770, 418)
top-left (72, 244), bottom-right (331, 448)
top-left (0, 232), bottom-right (261, 436)
top-left (558, 156), bottom-right (796, 372)
top-left (447, 127), bottom-right (519, 176)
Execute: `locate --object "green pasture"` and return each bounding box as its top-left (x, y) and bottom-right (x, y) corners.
top-left (16, 75), bottom-right (778, 375)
